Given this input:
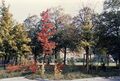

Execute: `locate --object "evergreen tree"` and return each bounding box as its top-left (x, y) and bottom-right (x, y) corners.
top-left (0, 1), bottom-right (31, 67)
top-left (0, 0), bottom-right (15, 66)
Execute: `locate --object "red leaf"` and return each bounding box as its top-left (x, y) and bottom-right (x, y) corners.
top-left (37, 9), bottom-right (56, 55)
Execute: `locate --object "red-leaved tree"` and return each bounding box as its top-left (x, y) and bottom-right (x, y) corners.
top-left (37, 9), bottom-right (56, 56)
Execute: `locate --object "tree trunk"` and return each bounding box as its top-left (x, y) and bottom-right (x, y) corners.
top-left (43, 54), bottom-right (46, 63)
top-left (46, 55), bottom-right (50, 65)
top-left (118, 54), bottom-right (120, 69)
top-left (34, 53), bottom-right (37, 63)
top-left (63, 47), bottom-right (67, 65)
top-left (33, 46), bottom-right (37, 63)
top-left (54, 49), bottom-right (57, 60)
top-left (41, 61), bottom-right (45, 78)
top-left (4, 55), bottom-right (7, 70)
top-left (15, 56), bottom-right (18, 65)
top-left (85, 46), bottom-right (89, 72)
top-left (83, 54), bottom-right (85, 66)
top-left (107, 54), bottom-right (109, 67)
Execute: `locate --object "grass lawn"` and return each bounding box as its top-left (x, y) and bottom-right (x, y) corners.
top-left (0, 67), bottom-right (4, 70)
top-left (0, 65), bottom-right (120, 80)
top-left (26, 65), bottom-right (120, 80)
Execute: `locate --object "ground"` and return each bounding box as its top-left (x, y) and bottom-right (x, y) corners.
top-left (0, 77), bottom-right (120, 81)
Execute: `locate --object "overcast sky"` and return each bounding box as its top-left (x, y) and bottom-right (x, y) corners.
top-left (0, 0), bottom-right (105, 22)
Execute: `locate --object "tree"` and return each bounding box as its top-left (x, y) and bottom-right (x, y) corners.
top-left (56, 25), bottom-right (80, 65)
top-left (95, 0), bottom-right (120, 67)
top-left (50, 8), bottom-right (80, 65)
top-left (37, 9), bottom-right (56, 63)
top-left (24, 15), bottom-right (42, 62)
top-left (12, 24), bottom-right (31, 62)
top-left (24, 15), bottom-right (40, 35)
top-left (73, 7), bottom-right (96, 72)
top-left (0, 1), bottom-right (31, 67)
top-left (37, 8), bottom-right (75, 65)
top-left (0, 1), bottom-right (16, 67)
top-left (104, 0), bottom-right (120, 10)
top-left (95, 10), bottom-right (120, 67)
top-left (48, 7), bottom-right (73, 62)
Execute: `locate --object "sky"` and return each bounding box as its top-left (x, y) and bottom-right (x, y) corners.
top-left (0, 0), bottom-right (105, 22)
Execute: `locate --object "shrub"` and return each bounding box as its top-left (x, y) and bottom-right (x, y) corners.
top-left (28, 64), bottom-right (37, 73)
top-left (6, 65), bottom-right (20, 72)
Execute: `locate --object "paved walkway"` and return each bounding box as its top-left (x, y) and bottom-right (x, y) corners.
top-left (0, 77), bottom-right (120, 81)
top-left (70, 77), bottom-right (120, 81)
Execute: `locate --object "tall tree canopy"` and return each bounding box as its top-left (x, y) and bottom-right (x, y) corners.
top-left (104, 0), bottom-right (120, 10)
top-left (37, 9), bottom-right (56, 56)
top-left (0, 1), bottom-right (31, 65)
top-left (73, 7), bottom-right (96, 72)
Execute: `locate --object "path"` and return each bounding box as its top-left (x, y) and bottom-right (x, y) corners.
top-left (0, 77), bottom-right (120, 81)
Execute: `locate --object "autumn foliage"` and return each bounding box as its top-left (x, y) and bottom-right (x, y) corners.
top-left (28, 63), bottom-right (37, 73)
top-left (6, 63), bottom-right (37, 73)
top-left (56, 63), bottom-right (64, 71)
top-left (37, 9), bottom-right (56, 55)
top-left (6, 65), bottom-right (20, 72)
